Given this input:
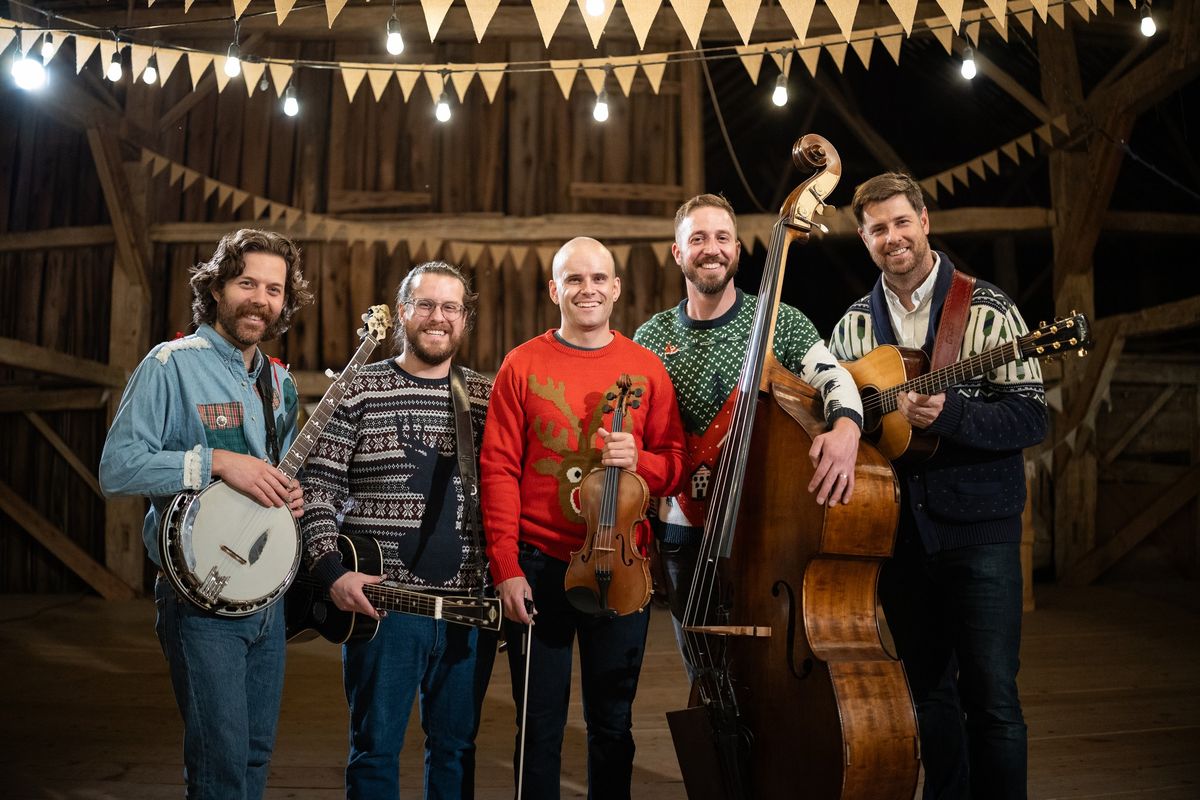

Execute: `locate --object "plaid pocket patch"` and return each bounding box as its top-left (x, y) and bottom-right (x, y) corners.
top-left (196, 402), bottom-right (244, 430)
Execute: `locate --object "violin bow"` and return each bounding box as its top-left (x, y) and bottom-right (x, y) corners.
top-left (516, 599), bottom-right (536, 798)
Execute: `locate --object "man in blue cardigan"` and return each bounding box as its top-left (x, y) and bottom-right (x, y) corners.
top-left (830, 173), bottom-right (1046, 800)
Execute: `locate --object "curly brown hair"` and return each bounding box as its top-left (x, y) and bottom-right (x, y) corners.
top-left (189, 229), bottom-right (313, 337)
top-left (851, 173), bottom-right (926, 226)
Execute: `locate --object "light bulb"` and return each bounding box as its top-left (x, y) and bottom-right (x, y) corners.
top-left (1140, 4), bottom-right (1156, 38)
top-left (224, 42), bottom-right (242, 78)
top-left (143, 55), bottom-right (158, 85)
top-left (593, 90), bottom-right (609, 122)
top-left (283, 86), bottom-right (299, 117)
top-left (960, 47), bottom-right (977, 80)
top-left (40, 33), bottom-right (56, 61)
top-left (12, 52), bottom-right (48, 91)
top-left (106, 50), bottom-right (123, 82)
top-left (772, 74), bottom-right (788, 107)
top-left (585, 0), bottom-right (606, 17)
top-left (386, 15), bottom-right (405, 55)
top-left (435, 92), bottom-right (452, 122)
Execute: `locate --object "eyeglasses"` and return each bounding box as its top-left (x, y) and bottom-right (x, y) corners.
top-left (404, 298), bottom-right (466, 321)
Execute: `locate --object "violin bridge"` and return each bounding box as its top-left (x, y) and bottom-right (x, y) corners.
top-left (682, 624), bottom-right (772, 638)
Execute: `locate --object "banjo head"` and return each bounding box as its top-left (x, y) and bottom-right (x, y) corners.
top-left (161, 480), bottom-right (301, 617)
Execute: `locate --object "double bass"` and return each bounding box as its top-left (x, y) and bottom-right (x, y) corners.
top-left (667, 135), bottom-right (920, 799)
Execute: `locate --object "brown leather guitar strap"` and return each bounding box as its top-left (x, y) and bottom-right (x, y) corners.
top-left (930, 269), bottom-right (976, 371)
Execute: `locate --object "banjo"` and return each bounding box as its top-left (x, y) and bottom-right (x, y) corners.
top-left (159, 305), bottom-right (392, 617)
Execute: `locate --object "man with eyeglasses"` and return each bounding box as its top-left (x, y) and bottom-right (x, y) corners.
top-left (299, 261), bottom-right (496, 799)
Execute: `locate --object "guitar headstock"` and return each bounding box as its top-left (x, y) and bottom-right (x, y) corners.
top-left (359, 305), bottom-right (392, 343)
top-left (1020, 311), bottom-right (1092, 361)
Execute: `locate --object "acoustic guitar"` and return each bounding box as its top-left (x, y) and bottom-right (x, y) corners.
top-left (285, 533), bottom-right (502, 644)
top-left (843, 312), bottom-right (1090, 463)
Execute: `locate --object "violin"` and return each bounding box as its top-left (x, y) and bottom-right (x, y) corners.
top-left (564, 374), bottom-right (653, 617)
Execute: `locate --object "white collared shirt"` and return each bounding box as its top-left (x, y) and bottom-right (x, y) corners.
top-left (882, 253), bottom-right (941, 348)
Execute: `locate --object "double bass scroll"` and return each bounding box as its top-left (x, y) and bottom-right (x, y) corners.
top-left (668, 134), bottom-right (919, 800)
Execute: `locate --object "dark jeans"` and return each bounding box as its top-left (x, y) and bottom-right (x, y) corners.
top-left (343, 611), bottom-right (497, 800)
top-left (658, 540), bottom-right (700, 683)
top-left (154, 576), bottom-right (285, 800)
top-left (505, 543), bottom-right (651, 800)
top-left (880, 536), bottom-right (1027, 800)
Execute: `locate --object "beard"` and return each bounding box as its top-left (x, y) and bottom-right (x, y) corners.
top-left (215, 298), bottom-right (283, 348)
top-left (401, 320), bottom-right (462, 366)
top-left (683, 254), bottom-right (739, 295)
top-left (875, 236), bottom-right (932, 280)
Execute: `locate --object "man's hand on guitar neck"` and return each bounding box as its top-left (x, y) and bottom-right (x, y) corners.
top-left (211, 450), bottom-right (302, 516)
top-left (330, 571), bottom-right (385, 619)
top-left (897, 391), bottom-right (946, 430)
top-left (807, 417), bottom-right (861, 506)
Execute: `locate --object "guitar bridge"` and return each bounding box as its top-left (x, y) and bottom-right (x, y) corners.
top-left (197, 566), bottom-right (230, 604)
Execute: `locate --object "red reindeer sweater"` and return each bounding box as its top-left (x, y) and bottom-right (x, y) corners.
top-left (480, 330), bottom-right (687, 585)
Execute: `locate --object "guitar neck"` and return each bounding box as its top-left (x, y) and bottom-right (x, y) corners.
top-left (882, 340), bottom-right (1021, 413)
top-left (277, 337), bottom-right (380, 479)
top-left (363, 584), bottom-right (445, 618)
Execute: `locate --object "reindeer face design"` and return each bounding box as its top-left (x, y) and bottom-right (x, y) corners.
top-left (528, 374), bottom-right (647, 523)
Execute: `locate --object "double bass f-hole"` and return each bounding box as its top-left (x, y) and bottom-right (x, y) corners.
top-left (564, 374), bottom-right (653, 618)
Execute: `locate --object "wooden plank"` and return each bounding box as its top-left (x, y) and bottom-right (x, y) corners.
top-left (148, 207), bottom-right (1056, 245)
top-left (23, 412), bottom-right (103, 498)
top-left (1103, 211), bottom-right (1200, 236)
top-left (0, 388), bottom-right (110, 413)
top-left (0, 480), bottom-right (136, 600)
top-left (1101, 385), bottom-right (1180, 465)
top-left (85, 128), bottom-right (150, 295)
top-left (1062, 463), bottom-right (1200, 587)
top-left (568, 182), bottom-right (686, 203)
top-left (0, 337), bottom-right (128, 387)
top-left (326, 189), bottom-right (434, 213)
top-left (1096, 294), bottom-right (1200, 339)
top-left (678, 59), bottom-right (703, 201)
top-left (0, 227), bottom-right (116, 252)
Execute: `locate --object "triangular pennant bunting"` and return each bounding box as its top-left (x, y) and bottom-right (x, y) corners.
top-left (242, 61), bottom-right (265, 96)
top-left (578, 0), bottom-right (618, 48)
top-left (881, 33), bottom-right (903, 64)
top-left (275, 0), bottom-right (298, 25)
top-left (268, 62), bottom-right (293, 96)
top-left (669, 0), bottom-right (711, 48)
top-left (476, 63), bottom-right (506, 102)
top-left (936, 0), bottom-right (964, 31)
top-left (723, 0), bottom-right (762, 45)
top-left (612, 57), bottom-right (639, 96)
top-left (326, 0), bottom-right (349, 28)
top-left (625, 0), bottom-right (664, 50)
top-left (464, 0), bottom-right (503, 43)
top-left (341, 67), bottom-right (367, 101)
top-left (367, 68), bottom-right (394, 102)
top-left (189, 53), bottom-right (214, 90)
top-left (778, 0), bottom-right (817, 43)
top-left (233, 0), bottom-right (254, 19)
top-left (826, 42), bottom-right (849, 73)
top-left (156, 49), bottom-right (184, 85)
top-left (888, 0), bottom-right (918, 35)
top-left (423, 0), bottom-right (456, 41)
top-left (550, 60), bottom-right (579, 99)
top-left (531, 0), bottom-right (571, 48)
top-left (738, 46), bottom-right (766, 84)
top-left (75, 35), bottom-right (100, 74)
top-left (850, 36), bottom-right (873, 69)
top-left (824, 0), bottom-right (860, 41)
top-left (641, 60), bottom-right (667, 94)
top-left (450, 67), bottom-right (476, 101)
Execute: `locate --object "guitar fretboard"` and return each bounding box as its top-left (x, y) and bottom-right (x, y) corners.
top-left (364, 584), bottom-right (444, 617)
top-left (863, 340), bottom-right (1022, 415)
top-left (278, 336), bottom-right (380, 479)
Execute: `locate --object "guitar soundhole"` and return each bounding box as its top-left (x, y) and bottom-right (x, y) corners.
top-left (859, 385), bottom-right (882, 433)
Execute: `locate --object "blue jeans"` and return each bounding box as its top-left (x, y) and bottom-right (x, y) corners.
top-left (343, 610), bottom-right (497, 800)
top-left (880, 536), bottom-right (1027, 800)
top-left (657, 540), bottom-right (699, 683)
top-left (505, 543), bottom-right (650, 800)
top-left (154, 576), bottom-right (286, 800)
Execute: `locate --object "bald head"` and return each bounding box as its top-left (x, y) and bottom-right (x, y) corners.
top-left (552, 237), bottom-right (614, 283)
top-left (548, 236), bottom-right (621, 346)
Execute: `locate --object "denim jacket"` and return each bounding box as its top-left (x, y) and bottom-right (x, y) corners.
top-left (99, 323), bottom-right (299, 564)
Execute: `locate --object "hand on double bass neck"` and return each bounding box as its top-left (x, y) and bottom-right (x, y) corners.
top-left (806, 416), bottom-right (861, 506)
top-left (897, 390), bottom-right (946, 430)
top-left (598, 428), bottom-right (638, 470)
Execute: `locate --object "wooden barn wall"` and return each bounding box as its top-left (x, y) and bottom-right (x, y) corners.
top-left (0, 39), bottom-right (688, 593)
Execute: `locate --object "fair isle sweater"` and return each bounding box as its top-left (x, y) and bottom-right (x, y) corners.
top-left (480, 331), bottom-right (687, 585)
top-left (633, 289), bottom-right (864, 546)
top-left (299, 361), bottom-right (491, 592)
top-left (828, 253), bottom-right (1047, 553)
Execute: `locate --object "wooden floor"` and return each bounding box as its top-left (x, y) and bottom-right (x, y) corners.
top-left (2, 581), bottom-right (1198, 799)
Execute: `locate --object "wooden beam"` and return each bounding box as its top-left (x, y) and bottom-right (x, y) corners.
top-left (568, 182), bottom-right (687, 203)
top-left (968, 45), bottom-right (1053, 123)
top-left (0, 337), bottom-right (128, 388)
top-left (86, 128), bottom-right (150, 295)
top-left (326, 189), bottom-right (433, 213)
top-left (0, 227), bottom-right (116, 252)
top-left (1100, 385), bottom-right (1179, 466)
top-left (1052, 322), bottom-right (1126, 481)
top-left (0, 480), bottom-right (137, 600)
top-left (23, 413), bottom-right (104, 499)
top-left (1061, 462), bottom-right (1200, 587)
top-left (0, 388), bottom-right (111, 413)
top-left (1103, 211), bottom-right (1200, 236)
top-left (1094, 294), bottom-right (1200, 338)
top-left (1113, 358), bottom-right (1200, 386)
top-left (148, 206), bottom-right (1056, 245)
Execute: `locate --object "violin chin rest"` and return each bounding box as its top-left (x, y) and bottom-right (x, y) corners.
top-left (565, 586), bottom-right (618, 619)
